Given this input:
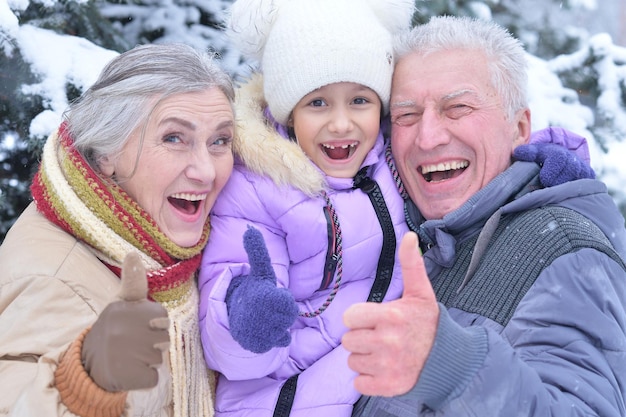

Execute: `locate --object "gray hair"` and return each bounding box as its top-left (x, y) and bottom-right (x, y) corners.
top-left (64, 43), bottom-right (235, 166)
top-left (394, 16), bottom-right (528, 119)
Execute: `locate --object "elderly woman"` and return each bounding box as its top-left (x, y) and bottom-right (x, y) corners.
top-left (0, 43), bottom-right (235, 417)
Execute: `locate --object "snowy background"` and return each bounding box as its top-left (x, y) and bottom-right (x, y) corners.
top-left (1, 0), bottom-right (626, 240)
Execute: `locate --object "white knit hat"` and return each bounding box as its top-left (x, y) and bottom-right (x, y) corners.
top-left (227, 0), bottom-right (415, 125)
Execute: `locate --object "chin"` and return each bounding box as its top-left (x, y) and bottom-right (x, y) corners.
top-left (329, 167), bottom-right (361, 179)
top-left (168, 231), bottom-right (203, 248)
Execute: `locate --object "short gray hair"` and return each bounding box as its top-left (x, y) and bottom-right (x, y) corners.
top-left (64, 43), bottom-right (235, 166)
top-left (394, 16), bottom-right (528, 119)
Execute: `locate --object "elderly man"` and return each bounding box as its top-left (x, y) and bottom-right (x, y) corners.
top-left (343, 16), bottom-right (626, 417)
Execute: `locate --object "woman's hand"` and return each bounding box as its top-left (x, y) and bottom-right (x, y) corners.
top-left (81, 253), bottom-right (170, 392)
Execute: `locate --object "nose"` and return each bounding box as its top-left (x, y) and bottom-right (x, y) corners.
top-left (328, 106), bottom-right (354, 134)
top-left (185, 147), bottom-right (216, 184)
top-left (416, 109), bottom-right (450, 151)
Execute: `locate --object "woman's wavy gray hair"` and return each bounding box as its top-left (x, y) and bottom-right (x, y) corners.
top-left (64, 43), bottom-right (235, 167)
top-left (394, 16), bottom-right (528, 120)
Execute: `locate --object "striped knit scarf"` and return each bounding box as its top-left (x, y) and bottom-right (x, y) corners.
top-left (31, 122), bottom-right (215, 417)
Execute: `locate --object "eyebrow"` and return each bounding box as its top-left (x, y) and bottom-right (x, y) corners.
top-left (390, 100), bottom-right (417, 109)
top-left (443, 89), bottom-right (477, 101)
top-left (215, 120), bottom-right (235, 130)
top-left (161, 117), bottom-right (196, 130)
top-left (160, 118), bottom-right (234, 130)
top-left (391, 89), bottom-right (479, 109)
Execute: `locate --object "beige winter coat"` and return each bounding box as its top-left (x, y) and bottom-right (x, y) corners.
top-left (0, 204), bottom-right (179, 417)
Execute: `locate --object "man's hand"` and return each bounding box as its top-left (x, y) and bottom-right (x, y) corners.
top-left (342, 232), bottom-right (439, 397)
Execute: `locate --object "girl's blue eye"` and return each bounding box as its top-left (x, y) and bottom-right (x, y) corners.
top-left (310, 99), bottom-right (326, 107)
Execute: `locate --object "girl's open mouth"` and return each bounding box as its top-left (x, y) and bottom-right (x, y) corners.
top-left (321, 142), bottom-right (358, 160)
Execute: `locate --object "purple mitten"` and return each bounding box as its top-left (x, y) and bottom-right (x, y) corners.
top-left (226, 226), bottom-right (298, 354)
top-left (513, 142), bottom-right (595, 187)
top-left (529, 126), bottom-right (590, 164)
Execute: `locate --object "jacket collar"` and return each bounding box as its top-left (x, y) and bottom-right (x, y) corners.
top-left (233, 74), bottom-right (326, 196)
top-left (406, 161), bottom-right (541, 268)
top-left (233, 73), bottom-right (387, 195)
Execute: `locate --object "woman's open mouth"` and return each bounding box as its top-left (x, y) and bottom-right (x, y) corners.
top-left (168, 193), bottom-right (207, 215)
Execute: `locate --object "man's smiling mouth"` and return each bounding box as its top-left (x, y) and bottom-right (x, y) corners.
top-left (420, 160), bottom-right (469, 182)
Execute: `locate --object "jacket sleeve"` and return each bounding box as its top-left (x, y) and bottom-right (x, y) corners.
top-left (0, 276), bottom-right (126, 417)
top-left (354, 248), bottom-right (626, 416)
top-left (198, 209), bottom-right (300, 380)
top-left (198, 166), bottom-right (340, 382)
top-left (54, 328), bottom-right (128, 417)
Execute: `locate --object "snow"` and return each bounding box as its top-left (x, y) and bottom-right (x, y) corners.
top-left (0, 132), bottom-right (18, 161)
top-left (0, 0), bottom-right (19, 54)
top-left (15, 24), bottom-right (119, 136)
top-left (2, 0), bottom-right (626, 206)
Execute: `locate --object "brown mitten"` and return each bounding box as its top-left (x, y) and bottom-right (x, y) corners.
top-left (82, 253), bottom-right (170, 392)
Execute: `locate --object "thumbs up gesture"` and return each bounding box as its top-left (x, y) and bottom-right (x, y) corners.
top-left (82, 252), bottom-right (170, 392)
top-left (225, 226), bottom-right (298, 354)
top-left (342, 232), bottom-right (439, 397)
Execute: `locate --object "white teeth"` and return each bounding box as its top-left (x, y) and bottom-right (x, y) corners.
top-left (170, 193), bottom-right (207, 201)
top-left (322, 142), bottom-right (358, 150)
top-left (421, 160), bottom-right (468, 174)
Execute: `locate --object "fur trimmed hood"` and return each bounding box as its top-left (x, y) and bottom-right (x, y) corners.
top-left (232, 74), bottom-right (326, 196)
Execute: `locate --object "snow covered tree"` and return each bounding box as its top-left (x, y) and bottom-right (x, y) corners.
top-left (0, 0), bottom-right (130, 237)
top-left (97, 0), bottom-right (239, 67)
top-left (1, 0), bottom-right (625, 242)
top-left (0, 0), bottom-right (237, 239)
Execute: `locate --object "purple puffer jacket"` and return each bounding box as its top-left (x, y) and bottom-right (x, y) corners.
top-left (198, 75), bottom-right (408, 417)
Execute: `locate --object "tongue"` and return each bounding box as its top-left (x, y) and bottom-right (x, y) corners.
top-left (430, 171), bottom-right (449, 182)
top-left (169, 197), bottom-right (197, 215)
top-left (325, 147), bottom-right (350, 160)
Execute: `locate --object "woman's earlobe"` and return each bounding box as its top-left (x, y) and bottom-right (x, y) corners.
top-left (97, 155), bottom-right (115, 177)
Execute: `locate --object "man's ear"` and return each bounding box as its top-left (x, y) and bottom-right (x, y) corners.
top-left (97, 155), bottom-right (115, 177)
top-left (514, 108), bottom-right (531, 147)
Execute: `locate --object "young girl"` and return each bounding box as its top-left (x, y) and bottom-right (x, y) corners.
top-left (199, 1), bottom-right (412, 415)
top-left (198, 1), bottom-right (594, 416)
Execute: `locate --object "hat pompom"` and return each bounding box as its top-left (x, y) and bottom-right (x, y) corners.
top-left (226, 0), bottom-right (287, 61)
top-left (366, 0), bottom-right (415, 35)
